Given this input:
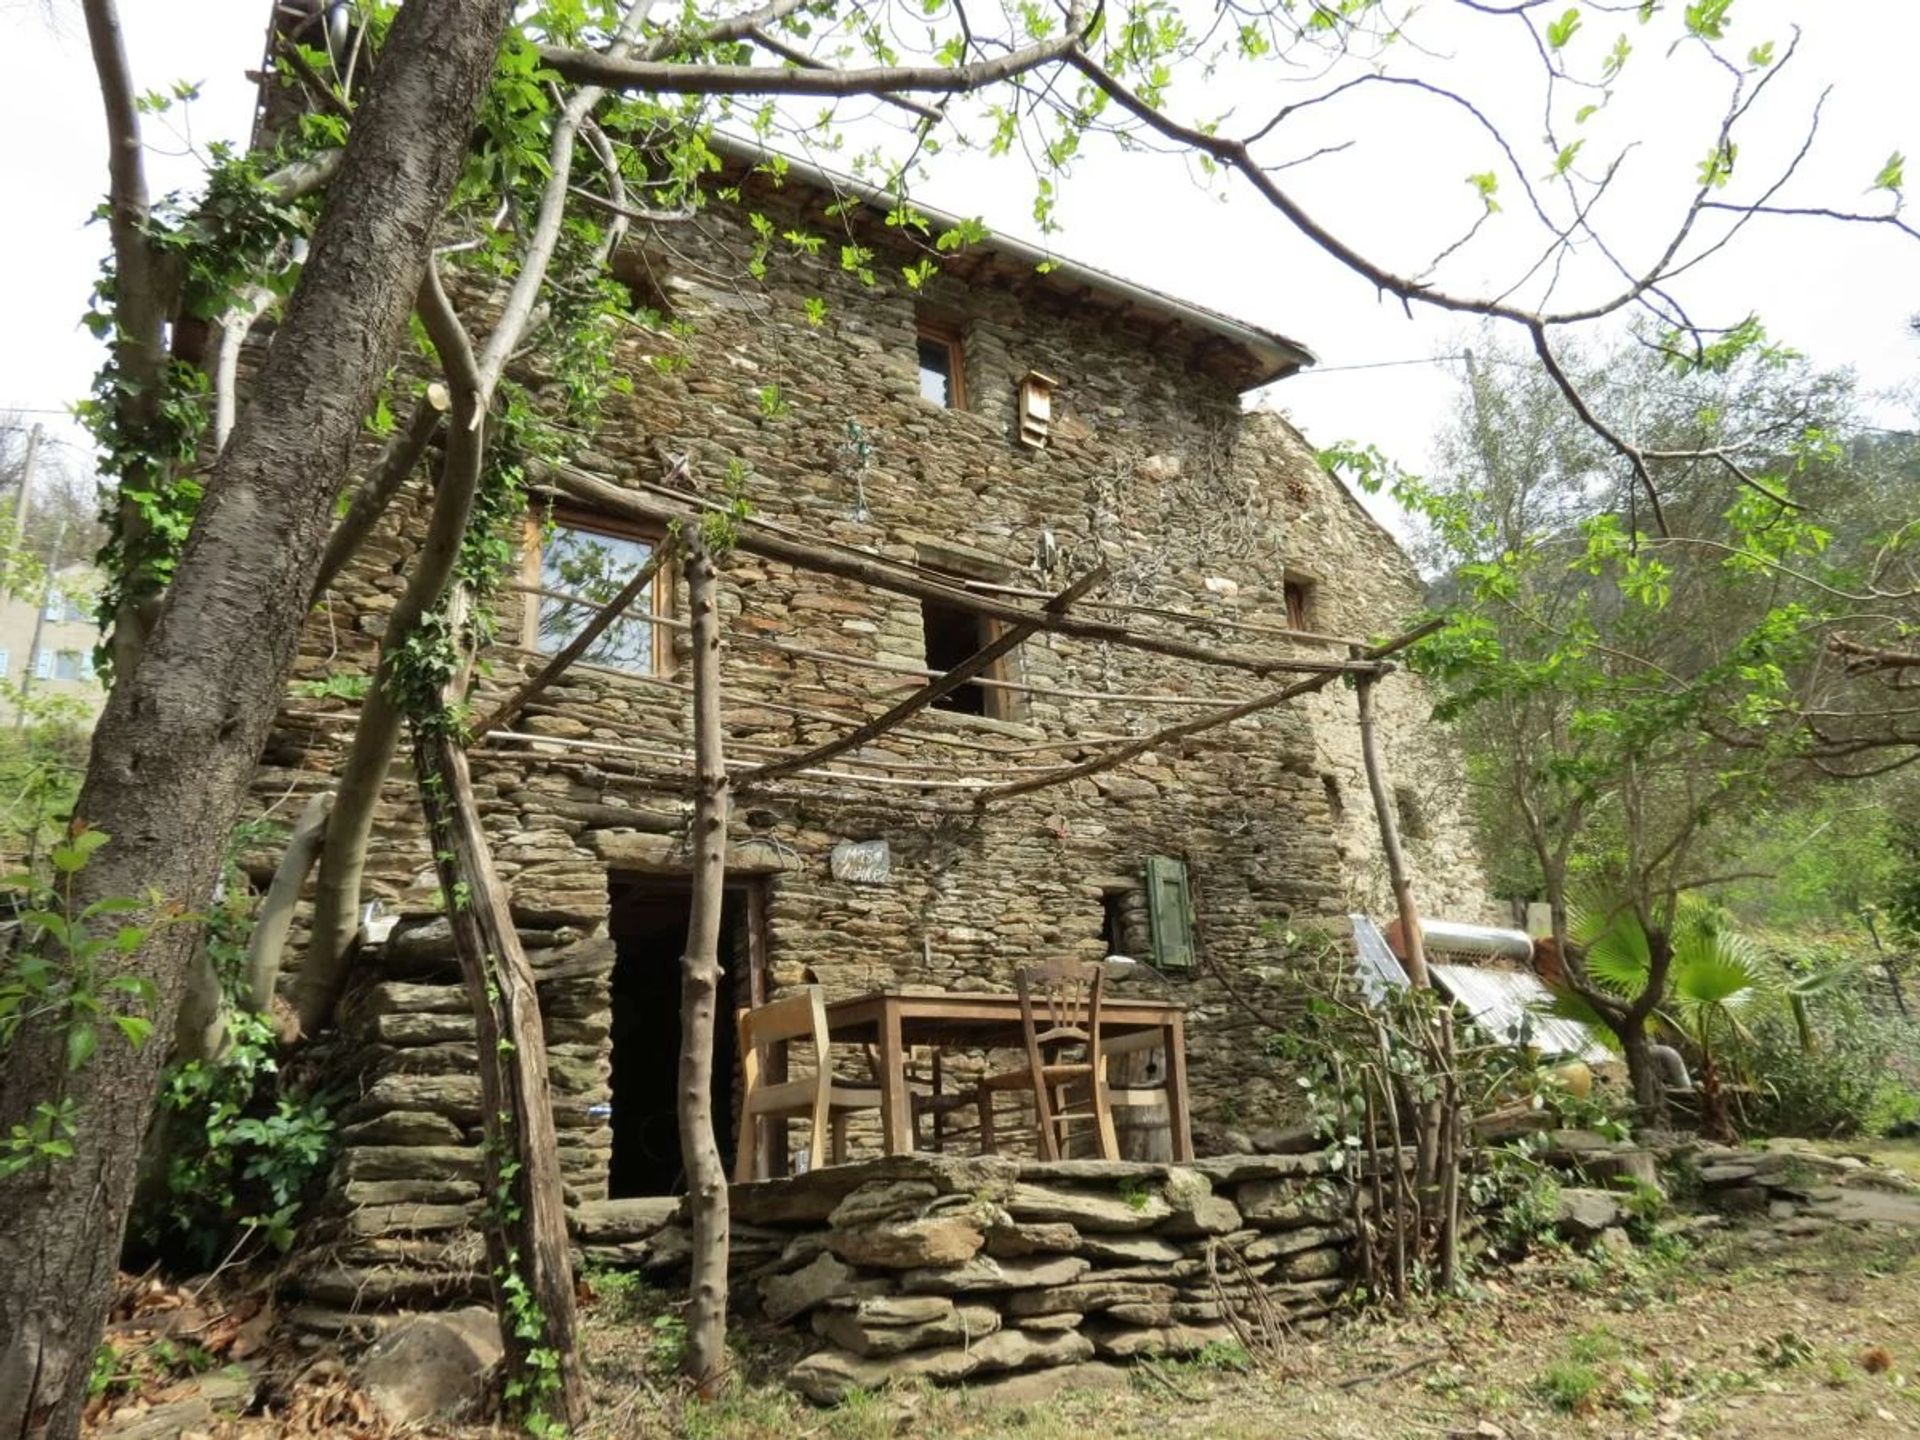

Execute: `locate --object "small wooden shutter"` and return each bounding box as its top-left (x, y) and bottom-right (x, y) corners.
top-left (1144, 855), bottom-right (1196, 973)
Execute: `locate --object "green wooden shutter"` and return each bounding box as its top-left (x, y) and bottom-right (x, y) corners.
top-left (1144, 856), bottom-right (1196, 973)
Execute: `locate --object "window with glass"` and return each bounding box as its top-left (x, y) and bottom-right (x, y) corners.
top-left (916, 328), bottom-right (966, 409)
top-left (522, 508), bottom-right (671, 675)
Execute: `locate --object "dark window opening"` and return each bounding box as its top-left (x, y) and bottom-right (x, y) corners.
top-left (1322, 773), bottom-right (1345, 818)
top-left (917, 330), bottom-right (965, 409)
top-left (920, 596), bottom-right (1002, 717)
top-left (1284, 579), bottom-right (1314, 631)
top-left (608, 249), bottom-right (675, 324)
top-left (1394, 785), bottom-right (1428, 841)
top-left (607, 877), bottom-right (755, 1198)
top-left (1102, 887), bottom-right (1148, 959)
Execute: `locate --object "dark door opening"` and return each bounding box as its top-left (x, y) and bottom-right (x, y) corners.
top-left (606, 876), bottom-right (756, 1198)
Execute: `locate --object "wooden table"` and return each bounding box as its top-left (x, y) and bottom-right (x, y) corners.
top-left (822, 990), bottom-right (1193, 1161)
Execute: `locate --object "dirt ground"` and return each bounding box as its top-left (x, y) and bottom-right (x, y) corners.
top-left (600, 1219), bottom-right (1920, 1440)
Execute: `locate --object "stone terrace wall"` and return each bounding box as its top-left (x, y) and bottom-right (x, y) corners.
top-left (254, 174), bottom-right (1488, 1306)
top-left (573, 1152), bottom-right (1366, 1403)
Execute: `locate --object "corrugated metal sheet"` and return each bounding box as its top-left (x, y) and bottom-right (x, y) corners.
top-left (1430, 962), bottom-right (1613, 1064)
top-left (1349, 914), bottom-right (1411, 1004)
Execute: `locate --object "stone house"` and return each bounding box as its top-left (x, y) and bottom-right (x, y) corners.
top-left (259, 147), bottom-right (1486, 1308)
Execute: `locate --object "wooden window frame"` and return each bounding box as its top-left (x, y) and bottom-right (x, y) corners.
top-left (915, 324), bottom-right (967, 411)
top-left (918, 593), bottom-right (1011, 722)
top-left (522, 502), bottom-right (676, 676)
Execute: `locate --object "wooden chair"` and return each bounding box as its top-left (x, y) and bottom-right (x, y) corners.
top-left (856, 1045), bottom-right (984, 1153)
top-left (734, 986), bottom-right (881, 1182)
top-left (977, 960), bottom-right (1118, 1161)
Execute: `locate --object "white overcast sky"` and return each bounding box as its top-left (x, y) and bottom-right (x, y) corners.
top-left (4, 1), bottom-right (1916, 535)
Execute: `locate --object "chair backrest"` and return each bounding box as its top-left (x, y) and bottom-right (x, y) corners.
top-left (739, 985), bottom-right (831, 1073)
top-left (1014, 959), bottom-right (1105, 1062)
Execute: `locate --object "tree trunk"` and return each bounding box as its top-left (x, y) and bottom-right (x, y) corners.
top-left (414, 728), bottom-right (586, 1427)
top-left (1618, 1022), bottom-right (1669, 1128)
top-left (0, 8), bottom-right (511, 1435)
top-left (678, 534), bottom-right (732, 1392)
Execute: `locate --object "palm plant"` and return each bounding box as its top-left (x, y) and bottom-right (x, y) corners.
top-left (1542, 896), bottom-right (1778, 1141)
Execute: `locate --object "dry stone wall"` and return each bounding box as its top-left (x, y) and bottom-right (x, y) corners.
top-left (254, 172), bottom-right (1488, 1307)
top-left (570, 1152), bottom-right (1366, 1403)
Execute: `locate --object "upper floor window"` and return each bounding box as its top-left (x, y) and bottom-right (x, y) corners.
top-left (1284, 578), bottom-right (1315, 631)
top-left (917, 326), bottom-right (966, 409)
top-left (523, 506), bottom-right (672, 676)
top-left (920, 595), bottom-right (1008, 720)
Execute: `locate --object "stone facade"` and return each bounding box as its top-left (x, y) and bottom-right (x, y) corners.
top-left (256, 159), bottom-right (1487, 1309)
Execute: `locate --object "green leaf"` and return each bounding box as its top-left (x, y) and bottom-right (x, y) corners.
top-left (1873, 151), bottom-right (1904, 194)
top-left (1552, 140), bottom-right (1585, 177)
top-left (1684, 0), bottom-right (1735, 40)
top-left (112, 1015), bottom-right (154, 1051)
top-left (67, 1023), bottom-right (97, 1071)
top-left (1546, 8), bottom-right (1581, 49)
top-left (1466, 171), bottom-right (1501, 211)
top-left (1747, 39), bottom-right (1774, 67)
top-left (106, 974), bottom-right (159, 1007)
top-left (81, 897), bottom-right (144, 921)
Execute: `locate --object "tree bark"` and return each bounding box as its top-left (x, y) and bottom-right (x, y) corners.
top-left (414, 728), bottom-right (586, 1426)
top-left (678, 533), bottom-right (732, 1392)
top-left (1354, 671), bottom-right (1429, 988)
top-left (0, 7), bottom-right (511, 1435)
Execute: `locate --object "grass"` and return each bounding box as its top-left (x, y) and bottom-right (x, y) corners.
top-left (1532, 1359), bottom-right (1604, 1414)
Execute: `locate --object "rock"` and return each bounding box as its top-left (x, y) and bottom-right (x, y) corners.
top-left (732, 1154), bottom-right (1018, 1226)
top-left (1005, 1182), bottom-right (1171, 1232)
top-left (985, 1221), bottom-right (1081, 1257)
top-left (1593, 1226), bottom-right (1635, 1259)
top-left (967, 1326), bottom-right (1096, 1374)
top-left (1086, 1321), bottom-right (1236, 1359)
top-left (356, 1308), bottom-right (502, 1426)
top-left (1768, 1199), bottom-right (1799, 1220)
top-left (571, 1196), bottom-right (681, 1243)
top-left (760, 1252), bottom-right (884, 1323)
top-left (964, 1360), bottom-right (1130, 1404)
top-left (346, 1202), bottom-right (477, 1237)
top-left (1716, 1185), bottom-right (1771, 1216)
top-left (1161, 1192), bottom-right (1243, 1236)
top-left (1237, 1179), bottom-right (1346, 1229)
top-left (813, 1302), bottom-right (1000, 1357)
top-left (338, 1110), bottom-right (467, 1147)
top-left (832, 1295), bottom-right (956, 1325)
top-left (827, 1180), bottom-right (941, 1228)
top-left (1187, 1153), bottom-right (1329, 1186)
top-left (1103, 1302), bottom-right (1177, 1326)
top-left (827, 1216), bottom-right (985, 1269)
top-left (337, 1145), bottom-right (484, 1184)
top-left (900, 1253), bottom-right (1090, 1294)
top-left (1275, 1247), bottom-right (1345, 1281)
top-left (1005, 1281), bottom-right (1177, 1317)
top-left (1553, 1187), bottom-right (1626, 1239)
top-left (1073, 1234), bottom-right (1185, 1265)
top-left (1697, 1161), bottom-right (1761, 1185)
top-left (786, 1344), bottom-right (977, 1404)
top-left (1014, 1311), bottom-right (1084, 1332)
top-left (1242, 1224), bottom-right (1350, 1262)
top-left (94, 1367), bottom-right (256, 1440)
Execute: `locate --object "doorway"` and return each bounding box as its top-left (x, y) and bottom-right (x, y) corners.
top-left (606, 875), bottom-right (761, 1198)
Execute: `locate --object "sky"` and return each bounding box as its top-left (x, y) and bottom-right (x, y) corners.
top-left (3, 1), bottom-right (1916, 537)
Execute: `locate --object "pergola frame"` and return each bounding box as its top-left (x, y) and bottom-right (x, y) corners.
top-left (463, 465), bottom-right (1442, 811)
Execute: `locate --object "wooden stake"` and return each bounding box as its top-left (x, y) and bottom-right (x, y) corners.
top-left (735, 565), bottom-right (1106, 787)
top-left (414, 728), bottom-right (586, 1425)
top-left (978, 617), bottom-right (1446, 803)
top-left (678, 531), bottom-right (732, 1393)
top-left (469, 537), bottom-right (677, 741)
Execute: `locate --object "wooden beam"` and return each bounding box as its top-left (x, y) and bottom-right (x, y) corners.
top-left (735, 566), bottom-right (1107, 787)
top-left (468, 537), bottom-right (677, 742)
top-left (542, 464), bottom-right (1369, 679)
top-left (977, 617), bottom-right (1448, 804)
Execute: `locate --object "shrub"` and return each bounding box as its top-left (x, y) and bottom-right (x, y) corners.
top-left (1736, 996), bottom-right (1920, 1139)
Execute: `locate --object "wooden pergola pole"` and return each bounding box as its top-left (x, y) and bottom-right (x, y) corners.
top-left (735, 565), bottom-right (1107, 787)
top-left (544, 464), bottom-right (1374, 680)
top-left (977, 617), bottom-right (1447, 804)
top-left (1354, 667), bottom-right (1428, 988)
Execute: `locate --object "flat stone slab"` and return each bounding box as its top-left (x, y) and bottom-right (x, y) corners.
top-left (900, 1253), bottom-right (1090, 1295)
top-left (1186, 1153), bottom-right (1337, 1186)
top-left (571, 1196), bottom-right (681, 1243)
top-left (1004, 1182), bottom-right (1172, 1232)
top-left (732, 1155), bottom-right (1018, 1226)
